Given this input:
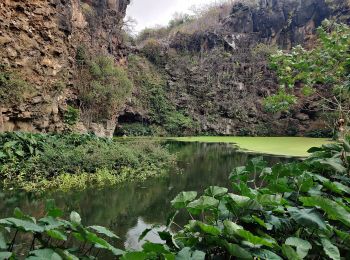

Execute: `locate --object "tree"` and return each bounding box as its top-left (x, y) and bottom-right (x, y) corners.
top-left (265, 20), bottom-right (350, 139)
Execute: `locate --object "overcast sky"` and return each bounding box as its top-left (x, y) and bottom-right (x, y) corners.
top-left (126, 0), bottom-right (223, 32)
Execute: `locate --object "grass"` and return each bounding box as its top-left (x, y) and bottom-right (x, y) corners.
top-left (172, 136), bottom-right (333, 157)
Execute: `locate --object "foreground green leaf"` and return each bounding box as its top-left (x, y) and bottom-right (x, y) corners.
top-left (176, 247), bottom-right (205, 260)
top-left (187, 196), bottom-right (219, 215)
top-left (321, 238), bottom-right (340, 260)
top-left (285, 237), bottom-right (312, 259)
top-left (88, 225), bottom-right (119, 239)
top-left (27, 249), bottom-right (62, 260)
top-left (287, 207), bottom-right (327, 230)
top-left (171, 191), bottom-right (197, 209)
top-left (300, 196), bottom-right (350, 227)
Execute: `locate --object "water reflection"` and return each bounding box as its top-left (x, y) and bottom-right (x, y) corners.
top-left (125, 218), bottom-right (165, 250)
top-left (0, 142), bottom-right (293, 250)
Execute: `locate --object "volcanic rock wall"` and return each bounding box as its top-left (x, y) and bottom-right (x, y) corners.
top-left (0, 0), bottom-right (130, 136)
top-left (154, 0), bottom-right (348, 136)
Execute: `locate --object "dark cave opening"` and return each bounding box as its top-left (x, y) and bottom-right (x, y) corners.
top-left (114, 112), bottom-right (150, 136)
top-left (117, 112), bottom-right (144, 124)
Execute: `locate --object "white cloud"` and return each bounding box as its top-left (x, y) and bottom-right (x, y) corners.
top-left (126, 0), bottom-right (224, 32)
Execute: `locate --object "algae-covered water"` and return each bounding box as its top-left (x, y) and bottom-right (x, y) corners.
top-left (173, 136), bottom-right (332, 157)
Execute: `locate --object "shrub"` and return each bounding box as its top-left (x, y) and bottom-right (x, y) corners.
top-left (141, 38), bottom-right (165, 65)
top-left (168, 13), bottom-right (194, 29)
top-left (164, 111), bottom-right (197, 136)
top-left (0, 132), bottom-right (174, 191)
top-left (0, 68), bottom-right (34, 105)
top-left (263, 88), bottom-right (297, 112)
top-left (136, 1), bottom-right (233, 42)
top-left (137, 27), bottom-right (170, 43)
top-left (305, 129), bottom-right (333, 138)
top-left (77, 55), bottom-right (133, 122)
top-left (265, 21), bottom-right (350, 137)
top-left (75, 45), bottom-right (88, 66)
top-left (0, 132), bottom-right (46, 164)
top-left (80, 2), bottom-right (97, 28)
top-left (64, 106), bottom-right (80, 126)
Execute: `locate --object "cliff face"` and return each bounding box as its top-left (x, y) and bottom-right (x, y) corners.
top-left (223, 0), bottom-right (331, 49)
top-left (1, 0), bottom-right (348, 137)
top-left (135, 0), bottom-right (347, 136)
top-left (0, 0), bottom-right (129, 136)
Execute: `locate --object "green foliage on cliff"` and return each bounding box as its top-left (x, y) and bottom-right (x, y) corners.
top-left (124, 55), bottom-right (197, 136)
top-left (0, 132), bottom-right (173, 192)
top-left (64, 106), bottom-right (80, 126)
top-left (141, 39), bottom-right (165, 65)
top-left (0, 66), bottom-right (34, 105)
top-left (265, 21), bottom-right (350, 125)
top-left (76, 51), bottom-right (133, 123)
top-left (263, 89), bottom-right (297, 113)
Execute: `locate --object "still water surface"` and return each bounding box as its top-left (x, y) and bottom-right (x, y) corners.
top-left (0, 142), bottom-right (294, 250)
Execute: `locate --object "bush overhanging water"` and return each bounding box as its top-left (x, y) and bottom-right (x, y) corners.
top-left (0, 132), bottom-right (173, 192)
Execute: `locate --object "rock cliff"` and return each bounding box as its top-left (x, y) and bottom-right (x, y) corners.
top-left (1, 0), bottom-right (349, 137)
top-left (132, 0), bottom-right (349, 136)
top-left (223, 0), bottom-right (331, 48)
top-left (0, 0), bottom-right (130, 136)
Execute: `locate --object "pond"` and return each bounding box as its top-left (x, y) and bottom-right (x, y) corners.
top-left (0, 141), bottom-right (296, 250)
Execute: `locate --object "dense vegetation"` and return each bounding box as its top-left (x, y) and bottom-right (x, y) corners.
top-left (1, 138), bottom-right (349, 259)
top-left (75, 48), bottom-right (133, 123)
top-left (0, 132), bottom-right (173, 192)
top-left (0, 65), bottom-right (34, 106)
top-left (116, 54), bottom-right (197, 137)
top-left (264, 21), bottom-right (350, 137)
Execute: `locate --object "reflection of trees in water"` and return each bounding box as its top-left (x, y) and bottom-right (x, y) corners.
top-left (0, 142), bottom-right (294, 249)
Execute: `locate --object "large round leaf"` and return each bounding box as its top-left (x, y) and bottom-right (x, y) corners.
top-left (287, 207), bottom-right (327, 230)
top-left (321, 238), bottom-right (340, 260)
top-left (171, 191), bottom-right (197, 209)
top-left (285, 237), bottom-right (312, 259)
top-left (205, 186), bottom-right (228, 198)
top-left (27, 249), bottom-right (62, 260)
top-left (3, 218), bottom-right (44, 233)
top-left (88, 225), bottom-right (120, 239)
top-left (187, 196), bottom-right (219, 215)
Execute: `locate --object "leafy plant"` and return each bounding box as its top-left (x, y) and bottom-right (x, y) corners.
top-left (0, 200), bottom-right (124, 259)
top-left (141, 39), bottom-right (165, 65)
top-left (0, 132), bottom-right (46, 163)
top-left (1, 138), bottom-right (350, 259)
top-left (263, 88), bottom-right (297, 112)
top-left (265, 21), bottom-right (350, 137)
top-left (64, 106), bottom-right (80, 126)
top-left (0, 67), bottom-right (34, 105)
top-left (133, 139), bottom-right (350, 259)
top-left (0, 132), bottom-right (174, 192)
top-left (77, 55), bottom-right (133, 123)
